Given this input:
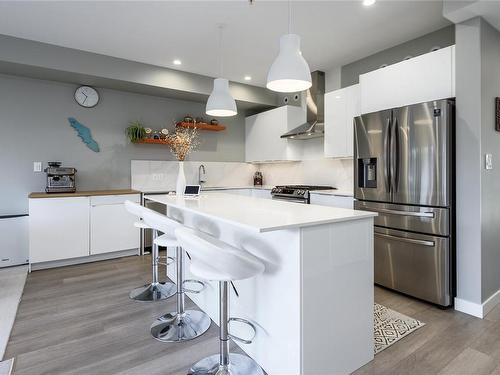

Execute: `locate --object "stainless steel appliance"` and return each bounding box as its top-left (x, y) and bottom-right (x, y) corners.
top-left (280, 71), bottom-right (325, 140)
top-left (271, 185), bottom-right (334, 204)
top-left (354, 98), bottom-right (455, 307)
top-left (45, 162), bottom-right (77, 193)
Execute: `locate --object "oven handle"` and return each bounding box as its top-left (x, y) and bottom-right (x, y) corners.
top-left (271, 195), bottom-right (308, 203)
top-left (375, 232), bottom-right (435, 247)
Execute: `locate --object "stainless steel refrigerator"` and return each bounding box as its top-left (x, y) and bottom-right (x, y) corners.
top-left (354, 99), bottom-right (455, 307)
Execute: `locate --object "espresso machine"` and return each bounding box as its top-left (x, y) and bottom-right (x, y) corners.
top-left (44, 162), bottom-right (77, 193)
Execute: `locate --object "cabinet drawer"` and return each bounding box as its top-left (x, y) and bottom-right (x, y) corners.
top-left (90, 194), bottom-right (140, 206)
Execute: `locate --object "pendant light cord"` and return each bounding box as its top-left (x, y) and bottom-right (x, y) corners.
top-left (288, 0), bottom-right (291, 34)
top-left (218, 24), bottom-right (224, 78)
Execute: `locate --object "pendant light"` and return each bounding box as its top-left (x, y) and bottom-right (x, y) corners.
top-left (206, 24), bottom-right (237, 117)
top-left (266, 0), bottom-right (312, 93)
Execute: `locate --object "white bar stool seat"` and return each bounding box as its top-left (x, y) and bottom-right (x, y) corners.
top-left (175, 227), bottom-right (265, 375)
top-left (143, 211), bottom-right (211, 343)
top-left (125, 201), bottom-right (176, 302)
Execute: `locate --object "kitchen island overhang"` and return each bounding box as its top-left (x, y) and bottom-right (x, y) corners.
top-left (144, 193), bottom-right (377, 375)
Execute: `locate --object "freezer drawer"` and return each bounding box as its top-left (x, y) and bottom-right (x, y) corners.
top-left (355, 200), bottom-right (449, 236)
top-left (374, 227), bottom-right (451, 306)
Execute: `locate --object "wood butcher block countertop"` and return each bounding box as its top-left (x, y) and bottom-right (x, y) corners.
top-left (29, 189), bottom-right (140, 199)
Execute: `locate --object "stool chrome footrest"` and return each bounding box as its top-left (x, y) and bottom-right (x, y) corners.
top-left (189, 353), bottom-right (264, 375)
top-left (150, 310), bottom-right (211, 342)
top-left (227, 317), bottom-right (256, 345)
top-left (182, 279), bottom-right (206, 294)
top-left (156, 255), bottom-right (175, 267)
top-left (129, 282), bottom-right (176, 302)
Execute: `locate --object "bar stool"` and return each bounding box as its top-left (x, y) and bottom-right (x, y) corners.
top-left (143, 210), bottom-right (211, 342)
top-left (125, 201), bottom-right (176, 302)
top-left (175, 227), bottom-right (265, 375)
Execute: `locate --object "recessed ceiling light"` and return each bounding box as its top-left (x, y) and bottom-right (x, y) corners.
top-left (363, 0), bottom-right (376, 6)
top-left (173, 59), bottom-right (182, 65)
top-left (244, 76), bottom-right (252, 81)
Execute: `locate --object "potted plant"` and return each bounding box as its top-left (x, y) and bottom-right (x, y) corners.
top-left (126, 120), bottom-right (146, 143)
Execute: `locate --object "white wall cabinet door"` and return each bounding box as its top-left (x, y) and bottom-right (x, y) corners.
top-left (29, 197), bottom-right (90, 263)
top-left (324, 84), bottom-right (360, 158)
top-left (245, 105), bottom-right (304, 163)
top-left (90, 194), bottom-right (140, 255)
top-left (310, 194), bottom-right (354, 209)
top-left (360, 45), bottom-right (455, 114)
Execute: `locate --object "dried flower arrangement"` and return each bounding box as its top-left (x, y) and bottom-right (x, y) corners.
top-left (167, 126), bottom-right (200, 161)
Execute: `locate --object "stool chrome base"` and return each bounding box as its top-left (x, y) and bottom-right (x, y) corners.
top-left (150, 310), bottom-right (211, 342)
top-left (129, 282), bottom-right (176, 302)
top-left (188, 353), bottom-right (264, 375)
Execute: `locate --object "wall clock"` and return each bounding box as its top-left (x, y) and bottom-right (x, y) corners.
top-left (74, 86), bottom-right (99, 108)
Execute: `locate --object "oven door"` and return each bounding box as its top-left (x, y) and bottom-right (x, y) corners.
top-left (271, 195), bottom-right (308, 204)
top-left (374, 226), bottom-right (451, 306)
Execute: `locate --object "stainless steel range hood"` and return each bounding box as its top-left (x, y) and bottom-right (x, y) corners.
top-left (280, 71), bottom-right (325, 140)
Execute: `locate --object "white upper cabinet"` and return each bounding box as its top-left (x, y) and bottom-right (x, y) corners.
top-left (324, 84), bottom-right (360, 158)
top-left (245, 105), bottom-right (305, 163)
top-left (360, 45), bottom-right (455, 114)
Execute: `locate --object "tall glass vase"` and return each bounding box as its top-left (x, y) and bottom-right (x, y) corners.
top-left (176, 161), bottom-right (186, 196)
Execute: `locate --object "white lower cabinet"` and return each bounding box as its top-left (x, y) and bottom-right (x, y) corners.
top-left (29, 197), bottom-right (90, 263)
top-left (29, 193), bottom-right (140, 266)
top-left (310, 194), bottom-right (354, 209)
top-left (90, 195), bottom-right (140, 255)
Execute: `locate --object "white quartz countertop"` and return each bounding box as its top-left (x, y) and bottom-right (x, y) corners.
top-left (309, 189), bottom-right (354, 197)
top-left (144, 192), bottom-right (375, 233)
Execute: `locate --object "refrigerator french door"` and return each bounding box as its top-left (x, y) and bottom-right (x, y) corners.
top-left (354, 99), bottom-right (454, 306)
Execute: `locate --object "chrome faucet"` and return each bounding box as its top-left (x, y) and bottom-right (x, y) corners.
top-left (198, 164), bottom-right (206, 185)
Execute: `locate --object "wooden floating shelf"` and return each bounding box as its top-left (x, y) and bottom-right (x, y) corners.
top-left (135, 138), bottom-right (172, 145)
top-left (176, 122), bottom-right (226, 131)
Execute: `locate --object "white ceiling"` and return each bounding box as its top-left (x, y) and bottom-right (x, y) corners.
top-left (0, 1), bottom-right (450, 87)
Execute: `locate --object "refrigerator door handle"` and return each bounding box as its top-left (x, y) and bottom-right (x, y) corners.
top-left (384, 117), bottom-right (392, 192)
top-left (375, 232), bottom-right (435, 247)
top-left (373, 207), bottom-right (435, 218)
top-left (393, 118), bottom-right (400, 193)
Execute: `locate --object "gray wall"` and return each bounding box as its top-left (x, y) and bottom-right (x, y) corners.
top-left (456, 17), bottom-right (500, 305)
top-left (480, 20), bottom-right (500, 302)
top-left (0, 73), bottom-right (246, 215)
top-left (341, 25), bottom-right (455, 87)
top-left (455, 17), bottom-right (483, 305)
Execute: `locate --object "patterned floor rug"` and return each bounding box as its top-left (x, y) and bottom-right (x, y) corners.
top-left (374, 303), bottom-right (425, 354)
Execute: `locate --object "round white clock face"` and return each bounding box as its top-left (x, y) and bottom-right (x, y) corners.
top-left (74, 86), bottom-right (99, 108)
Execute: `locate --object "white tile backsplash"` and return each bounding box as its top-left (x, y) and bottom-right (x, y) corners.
top-left (131, 160), bottom-right (255, 192)
top-left (131, 158), bottom-right (353, 193)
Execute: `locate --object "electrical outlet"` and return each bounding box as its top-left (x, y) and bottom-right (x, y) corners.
top-left (152, 173), bottom-right (165, 181)
top-left (33, 161), bottom-right (42, 172)
top-left (486, 154), bottom-right (493, 170)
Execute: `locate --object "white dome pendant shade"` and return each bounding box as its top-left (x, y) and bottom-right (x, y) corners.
top-left (206, 78), bottom-right (237, 117)
top-left (267, 34), bottom-right (312, 93)
top-left (206, 24), bottom-right (237, 117)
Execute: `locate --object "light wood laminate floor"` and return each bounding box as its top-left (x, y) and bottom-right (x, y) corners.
top-left (6, 255), bottom-right (500, 375)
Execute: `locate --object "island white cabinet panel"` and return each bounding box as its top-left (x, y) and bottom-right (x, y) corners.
top-left (360, 45), bottom-right (455, 114)
top-left (29, 197), bottom-right (90, 263)
top-left (245, 105), bottom-right (304, 163)
top-left (90, 194), bottom-right (140, 255)
top-left (324, 84), bottom-right (360, 158)
top-left (310, 194), bottom-right (354, 209)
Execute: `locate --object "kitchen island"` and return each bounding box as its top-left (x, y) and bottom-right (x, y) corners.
top-left (144, 193), bottom-right (376, 375)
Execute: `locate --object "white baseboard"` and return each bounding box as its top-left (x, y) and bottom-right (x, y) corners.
top-left (455, 288), bottom-right (500, 319)
top-left (30, 249), bottom-right (139, 271)
top-left (483, 289), bottom-right (500, 317)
